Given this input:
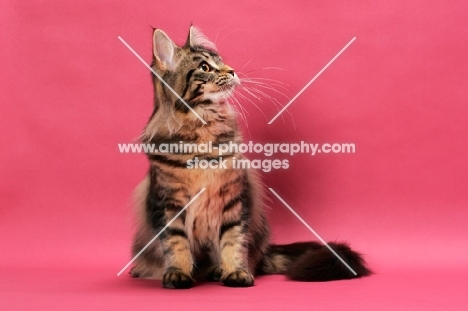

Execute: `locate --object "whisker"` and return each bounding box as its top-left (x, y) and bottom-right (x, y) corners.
top-left (262, 67), bottom-right (286, 71)
top-left (240, 59), bottom-right (254, 71)
top-left (234, 89), bottom-right (268, 121)
top-left (228, 98), bottom-right (249, 128)
top-left (239, 76), bottom-right (290, 87)
top-left (214, 24), bottom-right (233, 46)
top-left (251, 86), bottom-right (296, 129)
top-left (240, 80), bottom-right (292, 99)
top-left (231, 92), bottom-right (251, 119)
top-left (232, 94), bottom-right (251, 117)
top-left (229, 96), bottom-right (252, 138)
top-left (219, 28), bottom-right (251, 46)
top-left (238, 54), bottom-right (279, 71)
top-left (242, 67), bottom-right (286, 75)
top-left (239, 86), bottom-right (262, 101)
top-left (239, 76), bottom-right (292, 94)
top-left (243, 86), bottom-right (284, 107)
top-left (241, 85), bottom-right (286, 123)
top-left (241, 85), bottom-right (297, 130)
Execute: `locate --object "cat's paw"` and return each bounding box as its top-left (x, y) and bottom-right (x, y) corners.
top-left (129, 266), bottom-right (141, 278)
top-left (221, 269), bottom-right (254, 287)
top-left (207, 267), bottom-right (222, 282)
top-left (162, 270), bottom-right (195, 289)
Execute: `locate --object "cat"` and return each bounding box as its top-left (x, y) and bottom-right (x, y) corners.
top-left (129, 26), bottom-right (371, 289)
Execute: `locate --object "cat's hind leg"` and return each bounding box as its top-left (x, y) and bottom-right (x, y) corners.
top-left (130, 226), bottom-right (165, 279)
top-left (130, 258), bottom-right (164, 279)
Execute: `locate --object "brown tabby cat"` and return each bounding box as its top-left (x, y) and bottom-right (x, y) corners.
top-left (130, 26), bottom-right (370, 289)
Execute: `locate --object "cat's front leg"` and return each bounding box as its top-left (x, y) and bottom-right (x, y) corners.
top-left (218, 217), bottom-right (254, 287)
top-left (160, 210), bottom-right (195, 289)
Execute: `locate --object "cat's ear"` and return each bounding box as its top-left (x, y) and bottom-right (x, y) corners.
top-left (185, 26), bottom-right (217, 52)
top-left (153, 29), bottom-right (178, 71)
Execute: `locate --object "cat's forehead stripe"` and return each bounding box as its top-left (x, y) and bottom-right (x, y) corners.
top-left (191, 46), bottom-right (219, 57)
top-left (202, 52), bottom-right (214, 59)
top-left (192, 53), bottom-right (217, 61)
top-left (192, 56), bottom-right (204, 62)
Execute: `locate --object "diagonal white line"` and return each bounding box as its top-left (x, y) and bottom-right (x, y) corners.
top-left (268, 188), bottom-right (357, 275)
top-left (268, 37), bottom-right (356, 124)
top-left (117, 188), bottom-right (206, 276)
top-left (118, 36), bottom-right (207, 125)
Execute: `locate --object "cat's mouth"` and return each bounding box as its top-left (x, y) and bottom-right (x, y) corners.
top-left (219, 83), bottom-right (237, 94)
top-left (202, 79), bottom-right (239, 102)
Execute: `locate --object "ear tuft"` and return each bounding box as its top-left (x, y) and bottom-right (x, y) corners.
top-left (186, 26), bottom-right (218, 52)
top-left (153, 29), bottom-right (177, 70)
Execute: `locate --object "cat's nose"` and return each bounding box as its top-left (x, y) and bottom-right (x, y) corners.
top-left (224, 65), bottom-right (235, 77)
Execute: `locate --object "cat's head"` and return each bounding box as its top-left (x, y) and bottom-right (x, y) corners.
top-left (152, 26), bottom-right (239, 108)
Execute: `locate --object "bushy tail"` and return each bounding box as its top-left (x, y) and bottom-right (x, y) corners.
top-left (258, 242), bottom-right (371, 281)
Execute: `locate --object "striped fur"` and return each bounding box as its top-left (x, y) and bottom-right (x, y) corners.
top-left (130, 27), bottom-right (370, 289)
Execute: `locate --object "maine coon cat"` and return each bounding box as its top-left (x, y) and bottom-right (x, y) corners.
top-left (130, 26), bottom-right (370, 289)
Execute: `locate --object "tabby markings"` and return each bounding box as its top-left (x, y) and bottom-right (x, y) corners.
top-left (117, 188), bottom-right (206, 276)
top-left (118, 36), bottom-right (207, 124)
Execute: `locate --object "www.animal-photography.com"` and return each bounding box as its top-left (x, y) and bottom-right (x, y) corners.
top-left (2, 1), bottom-right (468, 310)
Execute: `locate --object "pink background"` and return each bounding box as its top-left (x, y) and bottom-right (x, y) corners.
top-left (2, 0), bottom-right (468, 309)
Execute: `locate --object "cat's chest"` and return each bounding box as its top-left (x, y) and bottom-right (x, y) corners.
top-left (189, 194), bottom-right (222, 244)
top-left (184, 181), bottom-right (224, 248)
top-left (182, 168), bottom-right (241, 250)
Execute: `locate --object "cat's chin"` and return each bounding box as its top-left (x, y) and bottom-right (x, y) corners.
top-left (203, 90), bottom-right (235, 104)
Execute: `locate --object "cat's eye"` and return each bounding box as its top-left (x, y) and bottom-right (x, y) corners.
top-left (199, 63), bottom-right (211, 72)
